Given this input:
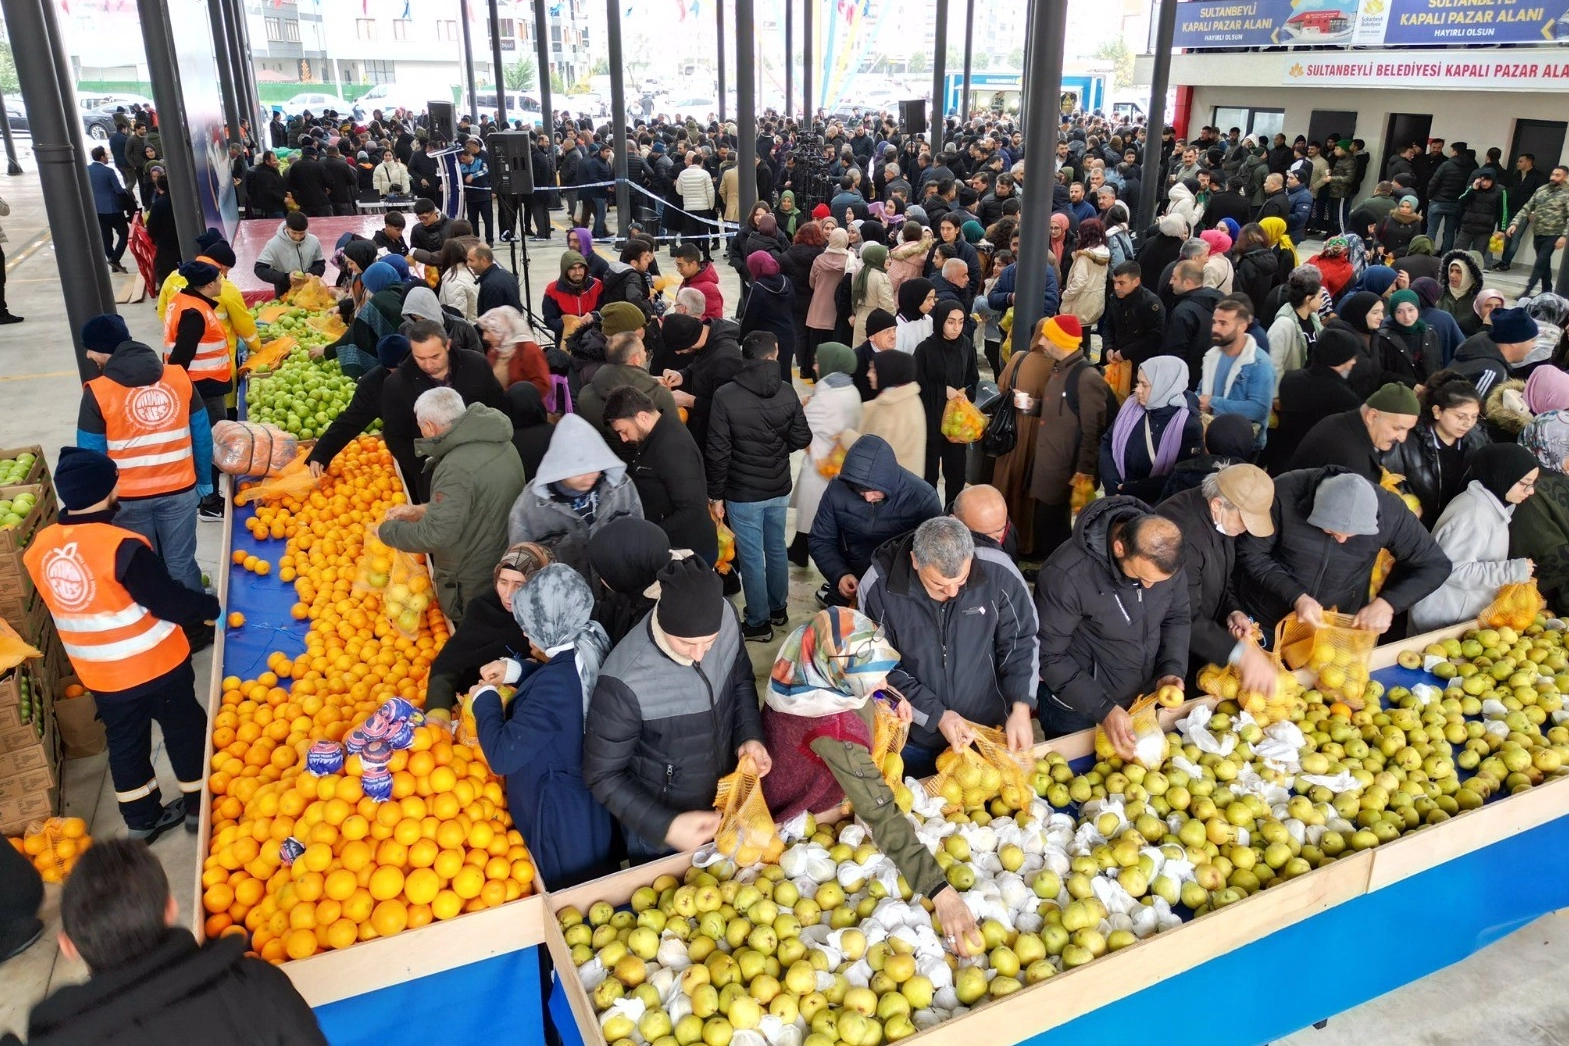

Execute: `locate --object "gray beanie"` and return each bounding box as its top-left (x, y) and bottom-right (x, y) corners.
top-left (1306, 473), bottom-right (1380, 537)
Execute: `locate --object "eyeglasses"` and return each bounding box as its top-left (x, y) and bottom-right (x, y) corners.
top-left (827, 621), bottom-right (889, 665)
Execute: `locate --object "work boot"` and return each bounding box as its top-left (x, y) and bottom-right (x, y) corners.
top-left (126, 800), bottom-right (187, 845)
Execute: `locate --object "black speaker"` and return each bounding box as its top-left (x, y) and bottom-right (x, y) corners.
top-left (488, 130), bottom-right (535, 196)
top-left (900, 99), bottom-right (927, 135)
top-left (427, 101), bottom-right (454, 143)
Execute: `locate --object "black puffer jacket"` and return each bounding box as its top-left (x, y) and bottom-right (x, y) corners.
top-left (1382, 417), bottom-right (1488, 527)
top-left (1101, 284), bottom-right (1166, 366)
top-left (582, 608), bottom-right (763, 849)
top-left (1162, 287), bottom-right (1224, 381)
top-left (1459, 180), bottom-right (1504, 234)
top-left (1427, 153), bottom-right (1478, 205)
top-left (738, 272), bottom-right (798, 363)
top-left (628, 411), bottom-right (718, 565)
top-left (706, 356), bottom-right (811, 502)
top-left (810, 436), bottom-right (941, 587)
top-left (1035, 496), bottom-right (1191, 723)
top-left (1236, 465), bottom-right (1451, 632)
top-left (380, 347), bottom-right (508, 502)
top-left (1232, 248), bottom-right (1280, 315)
top-left (679, 318), bottom-right (746, 453)
top-left (779, 243), bottom-right (825, 326)
top-left (860, 530), bottom-right (1040, 749)
top-left (11, 930), bottom-right (327, 1046)
top-left (1157, 486), bottom-right (1244, 673)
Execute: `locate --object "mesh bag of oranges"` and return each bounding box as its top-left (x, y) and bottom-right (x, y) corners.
top-left (711, 753), bottom-right (783, 865)
top-left (354, 524), bottom-right (436, 638)
top-left (235, 451), bottom-right (316, 506)
top-left (1479, 580), bottom-right (1546, 631)
top-left (939, 393), bottom-right (989, 444)
top-left (816, 442), bottom-right (848, 479)
top-left (212, 420), bottom-right (299, 477)
top-left (12, 817), bottom-right (91, 883)
top-left (1094, 693), bottom-right (1170, 769)
top-left (925, 723), bottom-right (1032, 811)
top-left (867, 696), bottom-right (910, 788)
top-left (1279, 611), bottom-right (1378, 710)
top-left (712, 504), bottom-right (736, 575)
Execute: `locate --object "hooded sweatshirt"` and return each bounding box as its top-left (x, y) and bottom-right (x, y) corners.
top-left (254, 221), bottom-right (325, 280)
top-left (808, 435), bottom-right (941, 587)
top-left (76, 341), bottom-right (214, 499)
top-left (507, 413), bottom-right (644, 581)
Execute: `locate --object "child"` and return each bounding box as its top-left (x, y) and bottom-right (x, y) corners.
top-left (374, 209), bottom-right (409, 256)
top-left (974, 249), bottom-right (1013, 378)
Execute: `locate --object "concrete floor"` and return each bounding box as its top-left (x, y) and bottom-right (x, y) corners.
top-left (0, 137), bottom-right (1564, 1043)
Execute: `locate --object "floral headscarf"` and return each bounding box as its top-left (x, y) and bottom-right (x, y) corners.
top-left (766, 608), bottom-right (899, 718)
top-left (1521, 409), bottom-right (1569, 473)
top-left (510, 564), bottom-right (611, 712)
top-left (477, 305), bottom-right (531, 347)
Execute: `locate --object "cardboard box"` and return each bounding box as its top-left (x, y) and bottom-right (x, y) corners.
top-left (0, 662), bottom-right (42, 731)
top-left (0, 482), bottom-right (55, 555)
top-left (0, 763), bottom-right (53, 802)
top-left (0, 785), bottom-right (57, 835)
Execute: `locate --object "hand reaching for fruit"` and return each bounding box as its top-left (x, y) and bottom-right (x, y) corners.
top-left (665, 810), bottom-right (722, 852)
top-left (1294, 593), bottom-right (1325, 629)
top-left (1101, 705), bottom-right (1138, 761)
top-left (933, 887), bottom-right (983, 956)
top-left (1351, 597), bottom-right (1394, 634)
top-left (737, 740), bottom-right (772, 777)
top-left (937, 710), bottom-right (976, 752)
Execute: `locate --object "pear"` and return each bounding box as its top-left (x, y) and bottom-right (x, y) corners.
top-left (674, 1014), bottom-right (705, 1046)
top-left (998, 843), bottom-right (1025, 872)
top-left (954, 965), bottom-right (989, 1004)
top-left (990, 945), bottom-right (1021, 979)
top-left (1032, 870), bottom-right (1062, 899)
top-left (641, 1009), bottom-right (674, 1042)
top-left (769, 994), bottom-right (798, 1025)
top-left (1041, 924), bottom-right (1070, 956)
top-left (877, 991), bottom-right (911, 1021)
top-left (1014, 931), bottom-right (1046, 966)
top-left (700, 1017), bottom-right (733, 1046)
top-left (884, 952), bottom-right (917, 983)
top-left (1061, 944), bottom-right (1095, 968)
top-left (602, 1013), bottom-right (636, 1041)
top-left (1025, 958), bottom-right (1058, 984)
top-left (989, 975), bottom-right (1023, 998)
top-left (843, 985), bottom-right (878, 1016)
top-left (885, 1014), bottom-right (918, 1042)
top-left (726, 996), bottom-right (761, 1032)
top-left (901, 973), bottom-right (935, 1009)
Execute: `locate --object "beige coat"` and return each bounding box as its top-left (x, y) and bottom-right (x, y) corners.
top-left (792, 379), bottom-right (864, 537)
top-left (851, 267), bottom-right (896, 344)
top-left (718, 166), bottom-right (740, 222)
top-left (1059, 245), bottom-right (1110, 326)
top-left (851, 383), bottom-right (926, 475)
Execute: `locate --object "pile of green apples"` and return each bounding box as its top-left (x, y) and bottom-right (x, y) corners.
top-left (251, 304), bottom-right (342, 356)
top-left (243, 349), bottom-right (366, 441)
top-left (0, 488), bottom-right (39, 530)
top-left (0, 451), bottom-right (37, 486)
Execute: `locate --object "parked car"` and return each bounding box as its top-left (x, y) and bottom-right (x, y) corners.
top-left (280, 92), bottom-right (352, 118)
top-left (80, 93), bottom-right (154, 140)
top-left (352, 84), bottom-right (435, 122)
top-left (5, 99), bottom-right (28, 136)
top-left (473, 89), bottom-right (544, 129)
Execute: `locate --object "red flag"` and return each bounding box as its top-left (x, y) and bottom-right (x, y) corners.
top-left (674, 0), bottom-right (686, 18)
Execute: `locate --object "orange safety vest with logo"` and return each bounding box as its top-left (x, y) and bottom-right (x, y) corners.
top-left (85, 367), bottom-right (197, 499)
top-left (23, 523), bottom-right (190, 694)
top-left (163, 292), bottom-right (233, 385)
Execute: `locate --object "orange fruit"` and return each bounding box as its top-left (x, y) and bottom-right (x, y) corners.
top-left (403, 867), bottom-right (441, 906)
top-left (227, 611), bottom-right (246, 629)
top-left (323, 869), bottom-right (358, 902)
top-left (367, 866), bottom-right (405, 901)
top-left (407, 838), bottom-right (439, 870)
top-left (342, 888), bottom-right (374, 924)
top-left (203, 883), bottom-right (235, 914)
top-left (370, 899), bottom-right (408, 938)
top-left (284, 927), bottom-right (318, 960)
top-left (451, 865), bottom-right (484, 900)
top-left (431, 890), bottom-right (463, 921)
top-left (325, 918), bottom-right (359, 950)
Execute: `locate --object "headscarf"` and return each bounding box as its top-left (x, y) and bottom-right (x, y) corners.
top-left (1048, 213), bottom-right (1070, 266)
top-left (361, 261), bottom-right (399, 294)
top-left (1474, 287), bottom-right (1506, 319)
top-left (342, 239), bottom-right (379, 276)
top-left (852, 243), bottom-right (888, 309)
top-left (746, 250), bottom-right (780, 281)
top-left (477, 305), bottom-right (531, 346)
top-left (1199, 228), bottom-right (1232, 257)
top-left (509, 564), bottom-right (611, 713)
top-left (571, 227), bottom-right (594, 259)
top-left (1387, 289), bottom-right (1425, 331)
top-left (1338, 291), bottom-right (1384, 336)
top-left (1522, 410), bottom-right (1569, 473)
top-left (765, 608), bottom-right (899, 717)
top-left (825, 228), bottom-right (850, 256)
top-left (1411, 277), bottom-right (1443, 309)
top-left (871, 349), bottom-right (916, 388)
top-left (814, 341), bottom-right (856, 379)
top-left (1467, 442), bottom-right (1541, 505)
top-left (1204, 412), bottom-right (1257, 462)
top-left (960, 220), bottom-right (985, 245)
top-left (382, 255), bottom-right (411, 282)
top-left (1342, 264), bottom-right (1396, 306)
top-left (896, 277), bottom-right (934, 322)
top-left (1525, 366), bottom-right (1569, 415)
top-left (587, 517), bottom-right (674, 596)
top-left (1218, 217), bottom-right (1242, 244)
top-left (1447, 256), bottom-right (1476, 296)
top-left (925, 299), bottom-right (966, 346)
top-left (1259, 216), bottom-right (1297, 268)
top-left (492, 541), bottom-right (553, 586)
top-left (1318, 236), bottom-right (1349, 259)
top-left (776, 189), bottom-right (800, 237)
top-left (1111, 356), bottom-right (1191, 480)
top-left (1405, 235), bottom-right (1436, 257)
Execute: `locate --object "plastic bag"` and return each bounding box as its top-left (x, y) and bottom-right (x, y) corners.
top-left (1104, 359), bottom-right (1133, 400)
top-left (1489, 231), bottom-right (1507, 255)
top-left (239, 336), bottom-right (297, 375)
top-left (925, 723), bottom-right (1032, 811)
top-left (233, 452), bottom-right (315, 506)
top-left (868, 696), bottom-right (910, 788)
top-left (712, 753), bottom-right (783, 864)
top-left (1095, 693), bottom-right (1169, 769)
top-left (1286, 611), bottom-right (1378, 709)
top-left (354, 523), bottom-right (435, 638)
top-left (0, 620), bottom-right (41, 675)
top-left (307, 312), bottom-right (347, 338)
top-left (211, 421), bottom-right (299, 477)
top-left (939, 393), bottom-right (988, 444)
top-left (816, 443), bottom-right (848, 479)
top-left (283, 274), bottom-right (336, 310)
top-left (980, 398), bottom-right (1017, 457)
top-left (1479, 580), bottom-right (1546, 630)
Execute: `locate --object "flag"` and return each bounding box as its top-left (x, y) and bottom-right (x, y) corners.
top-left (673, 0), bottom-right (686, 17)
top-left (402, 0), bottom-right (410, 15)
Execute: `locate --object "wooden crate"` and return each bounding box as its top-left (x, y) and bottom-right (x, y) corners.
top-left (0, 661), bottom-right (42, 731)
top-left (0, 445), bottom-right (53, 494)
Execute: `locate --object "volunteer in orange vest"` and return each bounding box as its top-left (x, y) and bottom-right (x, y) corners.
top-left (163, 260), bottom-right (233, 521)
top-left (77, 314), bottom-right (213, 618)
top-left (25, 449), bottom-right (219, 842)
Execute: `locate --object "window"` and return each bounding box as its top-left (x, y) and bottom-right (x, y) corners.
top-left (392, 18), bottom-right (410, 40)
top-left (355, 18), bottom-right (376, 40)
top-left (435, 19), bottom-right (458, 41)
top-left (364, 59), bottom-right (395, 85)
top-left (265, 17), bottom-right (283, 40)
top-left (265, 19), bottom-right (300, 42)
top-left (487, 17), bottom-right (515, 38)
top-left (1211, 105), bottom-right (1284, 141)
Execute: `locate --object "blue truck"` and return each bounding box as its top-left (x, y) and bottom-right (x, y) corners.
top-left (942, 70), bottom-right (1109, 118)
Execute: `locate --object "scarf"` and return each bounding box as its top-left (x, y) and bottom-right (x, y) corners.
top-left (1048, 213), bottom-right (1070, 266)
top-left (777, 190), bottom-right (800, 236)
top-left (896, 277), bottom-right (934, 321)
top-left (510, 564), bottom-right (611, 712)
top-left (476, 304), bottom-right (531, 347)
top-left (1468, 442), bottom-right (1540, 505)
top-left (852, 244), bottom-right (888, 309)
top-left (825, 228), bottom-right (850, 257)
top-left (550, 482), bottom-right (601, 523)
top-left (1111, 356), bottom-right (1190, 479)
top-left (765, 608), bottom-right (899, 717)
top-left (1259, 216), bottom-right (1297, 269)
top-left (1522, 410), bottom-right (1569, 473)
top-left (1387, 289), bottom-right (1426, 332)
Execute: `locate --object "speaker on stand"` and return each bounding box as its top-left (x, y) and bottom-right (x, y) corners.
top-left (427, 101), bottom-right (455, 144)
top-left (487, 129), bottom-right (547, 339)
top-left (900, 99), bottom-right (928, 137)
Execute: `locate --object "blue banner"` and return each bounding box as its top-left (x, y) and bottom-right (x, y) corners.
top-left (1376, 0), bottom-right (1560, 45)
top-left (1175, 0), bottom-right (1566, 49)
top-left (1173, 0), bottom-right (1358, 48)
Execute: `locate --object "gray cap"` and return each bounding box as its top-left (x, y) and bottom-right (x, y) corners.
top-left (1306, 473), bottom-right (1380, 537)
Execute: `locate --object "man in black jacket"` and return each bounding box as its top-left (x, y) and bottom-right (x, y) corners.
top-left (810, 435), bottom-right (940, 606)
top-left (409, 198), bottom-right (452, 261)
top-left (245, 152), bottom-right (287, 218)
top-left (9, 839), bottom-right (327, 1046)
top-left (308, 335), bottom-right (409, 477)
top-left (1202, 176), bottom-right (1253, 232)
top-left (409, 137), bottom-right (444, 207)
top-left (1290, 382), bottom-right (1420, 482)
top-left (1236, 467), bottom-right (1450, 636)
top-left (1035, 497), bottom-right (1189, 757)
top-left (1157, 466), bottom-right (1281, 689)
top-left (468, 243), bottom-right (523, 313)
top-left (661, 314), bottom-right (744, 454)
top-left (860, 516), bottom-right (1038, 778)
top-left (526, 134), bottom-right (554, 240)
top-left (1455, 168), bottom-right (1505, 266)
top-left (283, 146), bottom-right (331, 216)
top-left (707, 333), bottom-right (812, 641)
top-left (603, 385), bottom-right (717, 565)
top-left (1162, 260), bottom-right (1222, 384)
top-left (1256, 174), bottom-right (1290, 224)
top-left (583, 559), bottom-right (768, 861)
top-left (1425, 141), bottom-right (1477, 253)
top-left (1265, 328), bottom-right (1362, 473)
top-left (1103, 261), bottom-right (1165, 367)
top-left (320, 145), bottom-right (362, 215)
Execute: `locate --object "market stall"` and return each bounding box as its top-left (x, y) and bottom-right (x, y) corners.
top-left (229, 216), bottom-right (385, 305)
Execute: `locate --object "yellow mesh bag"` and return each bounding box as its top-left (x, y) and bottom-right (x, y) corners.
top-left (233, 452), bottom-right (316, 506)
top-left (925, 723), bottom-right (1032, 811)
top-left (18, 818), bottom-right (91, 884)
top-left (939, 393), bottom-right (988, 444)
top-left (1094, 693), bottom-right (1170, 769)
top-left (284, 274), bottom-right (336, 310)
top-left (1479, 580), bottom-right (1546, 631)
top-left (1292, 611), bottom-right (1379, 709)
top-left (0, 620), bottom-right (41, 675)
top-left (353, 523), bottom-right (435, 639)
top-left (1196, 644), bottom-right (1304, 727)
top-left (868, 698), bottom-right (910, 788)
top-left (712, 753), bottom-right (783, 865)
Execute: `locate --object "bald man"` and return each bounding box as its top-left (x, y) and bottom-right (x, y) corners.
top-left (952, 485), bottom-right (1039, 706)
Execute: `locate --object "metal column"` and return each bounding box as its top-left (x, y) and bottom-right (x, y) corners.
top-left (488, 0), bottom-right (508, 125)
top-left (459, 0), bottom-right (480, 123)
top-left (1, 0), bottom-right (114, 375)
top-left (138, 0), bottom-right (207, 260)
top-left (1019, 0), bottom-right (1034, 133)
top-left (716, 0), bottom-right (727, 122)
top-left (784, 0), bottom-right (793, 123)
top-left (534, 0), bottom-right (553, 132)
top-left (227, 0), bottom-right (264, 138)
top-left (929, 0), bottom-right (948, 153)
top-left (0, 83), bottom-right (23, 175)
top-left (206, 0), bottom-right (245, 145)
top-left (1137, 0), bottom-right (1178, 233)
top-left (960, 0), bottom-right (974, 122)
top-left (1009, 0), bottom-right (1067, 360)
top-left (802, 0), bottom-right (812, 125)
top-left (607, 0), bottom-right (630, 236)
top-left (736, 0), bottom-right (756, 218)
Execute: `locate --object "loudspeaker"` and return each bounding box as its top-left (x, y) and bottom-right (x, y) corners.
top-left (488, 130), bottom-right (535, 196)
top-left (900, 99), bottom-right (927, 135)
top-left (427, 101), bottom-right (455, 143)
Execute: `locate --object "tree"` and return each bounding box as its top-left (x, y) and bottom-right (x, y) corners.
top-left (974, 52), bottom-right (990, 70)
top-left (1094, 38), bottom-right (1135, 89)
top-left (909, 52), bottom-right (928, 75)
top-left (550, 69), bottom-right (566, 94)
top-left (946, 45), bottom-right (963, 68)
top-left (505, 54), bottom-right (537, 92)
top-left (1006, 46), bottom-right (1024, 69)
top-left (590, 57), bottom-right (610, 77)
top-left (0, 41), bottom-right (17, 95)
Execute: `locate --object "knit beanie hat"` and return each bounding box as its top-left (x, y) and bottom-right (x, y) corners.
top-left (654, 558), bottom-right (724, 639)
top-left (377, 334), bottom-right (411, 369)
top-left (1038, 315), bottom-right (1082, 351)
top-left (1312, 328), bottom-right (1360, 368)
top-left (55, 447), bottom-right (118, 511)
top-left (864, 309), bottom-right (897, 339)
top-left (871, 350), bottom-right (916, 388)
top-left (1306, 473), bottom-right (1380, 536)
top-left (81, 313), bottom-right (131, 353)
top-left (600, 301), bottom-right (646, 336)
top-left (1489, 307), bottom-right (1538, 345)
top-left (662, 314), bottom-right (705, 352)
top-left (178, 260), bottom-right (220, 287)
top-left (812, 203), bottom-right (831, 220)
top-left (1365, 382), bottom-right (1420, 416)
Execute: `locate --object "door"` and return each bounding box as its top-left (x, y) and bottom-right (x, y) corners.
top-left (1382, 113), bottom-right (1432, 178)
top-left (1509, 119), bottom-right (1567, 176)
top-left (1307, 109), bottom-right (1359, 149)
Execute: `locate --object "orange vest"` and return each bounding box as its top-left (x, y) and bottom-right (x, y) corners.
top-left (163, 293), bottom-right (233, 385)
top-left (23, 523), bottom-right (190, 694)
top-left (86, 367), bottom-right (197, 499)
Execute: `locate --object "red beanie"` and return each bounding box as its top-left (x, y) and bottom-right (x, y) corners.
top-left (1039, 314), bottom-right (1082, 350)
top-left (812, 203), bottom-right (831, 220)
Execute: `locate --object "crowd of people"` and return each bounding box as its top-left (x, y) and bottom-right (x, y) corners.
top-left (12, 98), bottom-right (1569, 1035)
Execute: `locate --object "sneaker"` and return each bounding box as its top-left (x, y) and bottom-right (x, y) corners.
top-left (770, 609), bottom-right (789, 627)
top-left (110, 261), bottom-right (127, 273)
top-left (500, 230), bottom-right (514, 242)
top-left (1489, 263), bottom-right (1511, 272)
top-left (0, 312), bottom-right (22, 325)
top-left (198, 494), bottom-right (224, 521)
top-left (815, 582), bottom-right (832, 609)
top-left (126, 799), bottom-right (187, 844)
top-left (742, 622), bottom-right (773, 643)
top-left (183, 796), bottom-right (200, 833)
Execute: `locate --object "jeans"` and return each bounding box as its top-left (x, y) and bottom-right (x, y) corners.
top-left (590, 196), bottom-right (609, 238)
top-left (1425, 200), bottom-right (1463, 254)
top-left (1498, 228), bottom-right (1525, 266)
top-left (1526, 234), bottom-right (1560, 296)
top-left (98, 661), bottom-right (207, 828)
top-left (1453, 229), bottom-right (1495, 268)
top-left (202, 393), bottom-right (227, 494)
top-left (97, 211), bottom-right (128, 264)
top-left (115, 489), bottom-right (202, 593)
top-left (726, 494), bottom-right (789, 627)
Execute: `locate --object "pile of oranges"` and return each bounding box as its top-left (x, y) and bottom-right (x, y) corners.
top-left (204, 435), bottom-right (536, 965)
top-left (9, 816), bottom-right (91, 883)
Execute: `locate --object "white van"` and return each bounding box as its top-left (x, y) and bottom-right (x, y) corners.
top-left (352, 83), bottom-right (436, 120)
top-left (474, 89), bottom-right (544, 129)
